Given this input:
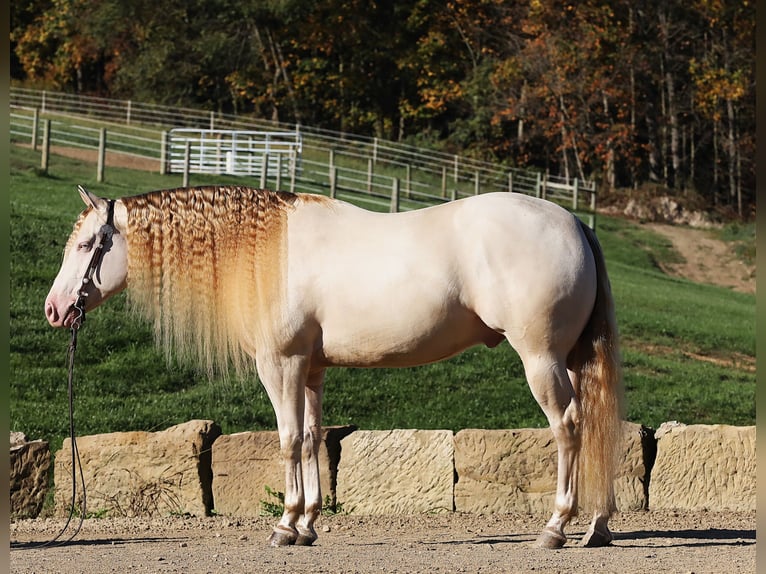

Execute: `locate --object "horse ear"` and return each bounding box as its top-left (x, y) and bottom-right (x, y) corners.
top-left (78, 185), bottom-right (108, 212)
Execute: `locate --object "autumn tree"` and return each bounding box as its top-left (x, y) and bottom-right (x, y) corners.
top-left (11, 0), bottom-right (755, 216)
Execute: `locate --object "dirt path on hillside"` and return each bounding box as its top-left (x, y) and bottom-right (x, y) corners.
top-left (10, 510), bottom-right (756, 574)
top-left (644, 223), bottom-right (755, 294)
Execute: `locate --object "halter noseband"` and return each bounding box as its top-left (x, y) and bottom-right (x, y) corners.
top-left (71, 198), bottom-right (116, 330)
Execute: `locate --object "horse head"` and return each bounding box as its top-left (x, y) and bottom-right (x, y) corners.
top-left (45, 186), bottom-right (129, 328)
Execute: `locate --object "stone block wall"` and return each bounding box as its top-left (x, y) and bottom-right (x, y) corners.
top-left (53, 420), bottom-right (221, 517)
top-left (10, 420), bottom-right (754, 519)
top-left (337, 429), bottom-right (455, 514)
top-left (10, 432), bottom-right (51, 518)
top-left (648, 422), bottom-right (755, 512)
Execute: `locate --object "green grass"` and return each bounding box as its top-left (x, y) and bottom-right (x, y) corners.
top-left (9, 144), bottom-right (755, 455)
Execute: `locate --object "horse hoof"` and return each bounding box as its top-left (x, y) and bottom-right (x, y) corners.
top-left (581, 526), bottom-right (613, 547)
top-left (535, 527), bottom-right (567, 549)
top-left (295, 532), bottom-right (317, 546)
top-left (268, 527), bottom-right (297, 547)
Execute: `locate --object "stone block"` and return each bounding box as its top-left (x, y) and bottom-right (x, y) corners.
top-left (648, 422), bottom-right (755, 512)
top-left (10, 432), bottom-right (51, 518)
top-left (454, 422), bottom-right (650, 515)
top-left (54, 420), bottom-right (221, 517)
top-left (211, 425), bottom-right (356, 517)
top-left (336, 429), bottom-right (454, 515)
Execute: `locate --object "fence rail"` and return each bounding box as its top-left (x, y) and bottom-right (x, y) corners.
top-left (10, 87), bottom-right (596, 224)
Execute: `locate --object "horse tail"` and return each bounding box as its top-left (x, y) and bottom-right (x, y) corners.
top-left (573, 220), bottom-right (624, 517)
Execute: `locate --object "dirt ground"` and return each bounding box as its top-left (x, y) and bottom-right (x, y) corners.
top-left (10, 510), bottom-right (756, 574)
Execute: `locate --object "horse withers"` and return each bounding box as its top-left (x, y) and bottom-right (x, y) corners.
top-left (45, 185), bottom-right (623, 549)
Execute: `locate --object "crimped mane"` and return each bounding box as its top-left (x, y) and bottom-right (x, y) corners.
top-left (122, 186), bottom-right (297, 378)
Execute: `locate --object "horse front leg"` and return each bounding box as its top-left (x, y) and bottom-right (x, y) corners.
top-left (257, 354), bottom-right (309, 547)
top-left (295, 369), bottom-right (325, 546)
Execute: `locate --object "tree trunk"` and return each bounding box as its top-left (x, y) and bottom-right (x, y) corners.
top-left (666, 70), bottom-right (680, 189)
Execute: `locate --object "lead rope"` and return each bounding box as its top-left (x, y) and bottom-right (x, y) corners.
top-left (28, 304), bottom-right (88, 548)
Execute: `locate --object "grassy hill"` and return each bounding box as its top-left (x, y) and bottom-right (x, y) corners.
top-left (10, 144), bottom-right (755, 453)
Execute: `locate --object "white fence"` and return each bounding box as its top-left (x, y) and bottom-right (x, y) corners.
top-left (9, 87), bottom-right (597, 224)
top-left (166, 129), bottom-right (302, 180)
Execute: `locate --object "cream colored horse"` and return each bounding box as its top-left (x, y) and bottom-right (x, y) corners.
top-left (45, 185), bottom-right (623, 549)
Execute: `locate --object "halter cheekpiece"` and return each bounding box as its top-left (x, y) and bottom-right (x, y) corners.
top-left (72, 189), bottom-right (116, 330)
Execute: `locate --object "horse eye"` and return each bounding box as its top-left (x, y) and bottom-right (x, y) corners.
top-left (77, 239), bottom-right (94, 252)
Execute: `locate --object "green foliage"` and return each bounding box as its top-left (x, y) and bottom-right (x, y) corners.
top-left (9, 144), bottom-right (755, 460)
top-left (259, 485), bottom-right (285, 518)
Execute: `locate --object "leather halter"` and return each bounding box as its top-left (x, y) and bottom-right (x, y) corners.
top-left (71, 197), bottom-right (116, 330)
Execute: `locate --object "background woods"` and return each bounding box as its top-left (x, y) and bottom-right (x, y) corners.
top-left (10, 0), bottom-right (755, 217)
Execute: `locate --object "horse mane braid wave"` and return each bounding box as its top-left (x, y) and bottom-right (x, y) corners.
top-left (122, 186), bottom-right (296, 378)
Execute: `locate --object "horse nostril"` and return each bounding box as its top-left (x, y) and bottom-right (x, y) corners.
top-left (45, 300), bottom-right (58, 323)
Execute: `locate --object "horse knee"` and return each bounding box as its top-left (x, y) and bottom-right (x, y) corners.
top-left (279, 431), bottom-right (303, 460)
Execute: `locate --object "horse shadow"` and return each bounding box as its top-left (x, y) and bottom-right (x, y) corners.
top-left (417, 527), bottom-right (755, 550)
top-left (612, 527), bottom-right (755, 549)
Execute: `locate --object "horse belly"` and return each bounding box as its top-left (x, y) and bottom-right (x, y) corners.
top-left (316, 301), bottom-right (501, 368)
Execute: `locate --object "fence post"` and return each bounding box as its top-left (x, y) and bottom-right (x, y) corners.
top-left (289, 149), bottom-right (297, 193)
top-left (474, 171), bottom-right (480, 195)
top-left (390, 178), bottom-right (400, 213)
top-left (260, 153), bottom-right (269, 188)
top-left (405, 164), bottom-right (412, 199)
top-left (126, 100), bottom-right (132, 125)
top-left (210, 111), bottom-right (215, 130)
top-left (535, 172), bottom-right (542, 198)
top-left (589, 185), bottom-right (597, 231)
top-left (40, 119), bottom-right (51, 174)
top-left (373, 137), bottom-right (378, 165)
top-left (276, 154), bottom-right (283, 191)
top-left (367, 158), bottom-right (373, 193)
top-left (160, 131), bottom-right (168, 175)
top-left (183, 140), bottom-right (191, 188)
top-left (507, 171), bottom-right (513, 193)
top-left (572, 178), bottom-right (579, 210)
top-left (441, 166), bottom-right (447, 198)
top-left (330, 166), bottom-right (337, 199)
top-left (97, 128), bottom-right (106, 182)
top-left (31, 108), bottom-right (39, 151)
top-left (453, 155), bottom-right (459, 183)
top-left (41, 90), bottom-right (46, 113)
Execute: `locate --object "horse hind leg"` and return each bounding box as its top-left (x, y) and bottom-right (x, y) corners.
top-left (522, 353), bottom-right (582, 549)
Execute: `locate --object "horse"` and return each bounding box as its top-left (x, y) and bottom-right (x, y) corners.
top-left (45, 184), bottom-right (623, 549)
